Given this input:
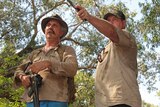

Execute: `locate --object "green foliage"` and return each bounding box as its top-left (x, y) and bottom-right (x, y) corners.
top-left (0, 0), bottom-right (33, 50)
top-left (0, 82), bottom-right (25, 107)
top-left (70, 71), bottom-right (95, 107)
top-left (0, 29), bottom-right (25, 105)
top-left (139, 1), bottom-right (160, 47)
top-left (142, 100), bottom-right (159, 107)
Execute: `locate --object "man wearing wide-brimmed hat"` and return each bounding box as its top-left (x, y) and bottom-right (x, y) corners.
top-left (41, 14), bottom-right (68, 40)
top-left (76, 5), bottom-right (142, 107)
top-left (14, 14), bottom-right (78, 107)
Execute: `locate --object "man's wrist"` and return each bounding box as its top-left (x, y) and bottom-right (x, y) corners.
top-left (87, 14), bottom-right (92, 22)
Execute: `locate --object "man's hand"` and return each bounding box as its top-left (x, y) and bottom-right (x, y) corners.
top-left (28, 60), bottom-right (52, 74)
top-left (75, 5), bottom-right (91, 21)
top-left (19, 75), bottom-right (31, 88)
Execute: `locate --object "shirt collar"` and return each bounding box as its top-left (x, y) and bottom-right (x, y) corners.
top-left (42, 43), bottom-right (61, 52)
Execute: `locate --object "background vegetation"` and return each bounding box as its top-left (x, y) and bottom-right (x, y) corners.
top-left (0, 0), bottom-right (159, 107)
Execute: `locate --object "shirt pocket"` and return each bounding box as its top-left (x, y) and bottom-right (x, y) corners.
top-left (49, 51), bottom-right (61, 61)
top-left (32, 56), bottom-right (42, 63)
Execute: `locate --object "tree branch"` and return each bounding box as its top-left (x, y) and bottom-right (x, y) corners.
top-left (61, 37), bottom-right (83, 46)
top-left (17, 1), bottom-right (66, 56)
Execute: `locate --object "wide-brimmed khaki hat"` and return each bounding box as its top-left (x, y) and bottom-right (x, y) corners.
top-left (104, 10), bottom-right (126, 20)
top-left (41, 14), bottom-right (68, 38)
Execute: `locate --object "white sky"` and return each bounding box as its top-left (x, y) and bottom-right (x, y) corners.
top-left (104, 0), bottom-right (160, 106)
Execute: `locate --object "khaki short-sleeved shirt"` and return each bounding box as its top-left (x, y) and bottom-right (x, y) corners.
top-left (95, 28), bottom-right (142, 107)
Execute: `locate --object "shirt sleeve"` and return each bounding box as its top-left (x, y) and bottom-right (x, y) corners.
top-left (13, 51), bottom-right (37, 87)
top-left (13, 58), bottom-right (31, 87)
top-left (50, 46), bottom-right (78, 77)
top-left (115, 28), bottom-right (137, 48)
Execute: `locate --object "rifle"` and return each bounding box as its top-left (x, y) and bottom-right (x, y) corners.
top-left (24, 62), bottom-right (43, 107)
top-left (67, 0), bottom-right (80, 12)
top-left (28, 74), bottom-right (42, 107)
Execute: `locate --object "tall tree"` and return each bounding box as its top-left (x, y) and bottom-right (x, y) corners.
top-left (137, 0), bottom-right (160, 91)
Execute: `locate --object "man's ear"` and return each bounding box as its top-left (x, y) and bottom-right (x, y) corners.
top-left (60, 28), bottom-right (65, 38)
top-left (122, 20), bottom-right (126, 29)
top-left (60, 32), bottom-right (64, 38)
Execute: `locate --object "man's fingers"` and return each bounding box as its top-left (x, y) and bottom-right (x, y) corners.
top-left (75, 5), bottom-right (82, 10)
top-left (27, 61), bottom-right (51, 73)
top-left (21, 76), bottom-right (31, 88)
